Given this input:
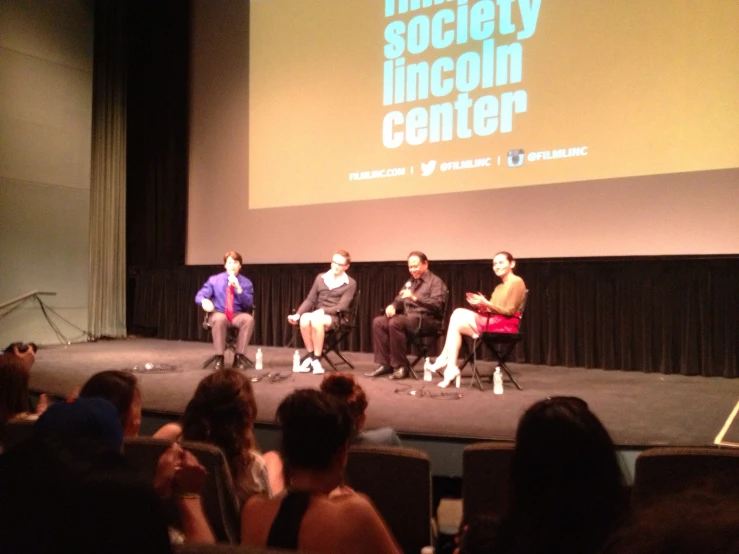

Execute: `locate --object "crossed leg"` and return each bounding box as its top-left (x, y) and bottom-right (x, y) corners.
top-left (427, 308), bottom-right (480, 382)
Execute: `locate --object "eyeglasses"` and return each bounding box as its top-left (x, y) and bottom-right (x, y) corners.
top-left (331, 259), bottom-right (347, 267)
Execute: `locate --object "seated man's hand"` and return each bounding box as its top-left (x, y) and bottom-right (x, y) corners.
top-left (287, 313), bottom-right (300, 324)
top-left (201, 298), bottom-right (215, 312)
top-left (385, 305), bottom-right (396, 317)
top-left (400, 289), bottom-right (414, 300)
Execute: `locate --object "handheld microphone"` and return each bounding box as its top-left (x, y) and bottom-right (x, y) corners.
top-left (400, 280), bottom-right (411, 294)
top-left (227, 269), bottom-right (237, 287)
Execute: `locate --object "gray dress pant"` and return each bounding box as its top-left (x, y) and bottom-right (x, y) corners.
top-left (209, 311), bottom-right (255, 355)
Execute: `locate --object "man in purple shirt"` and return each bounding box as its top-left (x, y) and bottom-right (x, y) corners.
top-left (195, 251), bottom-right (255, 370)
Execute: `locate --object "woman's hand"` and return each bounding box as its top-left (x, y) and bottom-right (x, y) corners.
top-left (465, 292), bottom-right (485, 307)
top-left (153, 442), bottom-right (183, 499)
top-left (174, 450), bottom-right (208, 496)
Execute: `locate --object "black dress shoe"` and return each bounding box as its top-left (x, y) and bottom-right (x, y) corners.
top-left (233, 353), bottom-right (248, 370)
top-left (365, 364), bottom-right (393, 378)
top-left (388, 367), bottom-right (409, 380)
top-left (214, 355), bottom-right (225, 371)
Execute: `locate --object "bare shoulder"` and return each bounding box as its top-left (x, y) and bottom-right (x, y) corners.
top-left (241, 494), bottom-right (280, 546)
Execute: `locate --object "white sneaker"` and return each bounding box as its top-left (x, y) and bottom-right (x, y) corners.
top-left (294, 356), bottom-right (312, 373)
top-left (311, 358), bottom-right (325, 374)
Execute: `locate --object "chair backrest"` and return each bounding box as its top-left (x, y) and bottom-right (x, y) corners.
top-left (0, 418), bottom-right (36, 452)
top-left (345, 444), bottom-right (432, 554)
top-left (631, 446), bottom-right (739, 509)
top-left (339, 288), bottom-right (361, 328)
top-left (327, 289), bottom-right (361, 344)
top-left (462, 441), bottom-right (516, 523)
top-left (518, 289), bottom-right (529, 322)
top-left (125, 437), bottom-right (242, 544)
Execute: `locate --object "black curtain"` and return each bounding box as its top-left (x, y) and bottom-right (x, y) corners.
top-left (126, 0), bottom-right (189, 271)
top-left (127, 258), bottom-right (739, 378)
top-left (122, 1), bottom-right (738, 378)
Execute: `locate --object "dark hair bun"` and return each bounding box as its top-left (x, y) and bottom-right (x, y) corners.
top-left (320, 373), bottom-right (355, 398)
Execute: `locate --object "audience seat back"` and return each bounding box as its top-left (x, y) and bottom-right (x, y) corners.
top-left (345, 444), bottom-right (432, 554)
top-left (125, 437), bottom-right (241, 544)
top-left (631, 446), bottom-right (739, 509)
top-left (462, 441), bottom-right (515, 523)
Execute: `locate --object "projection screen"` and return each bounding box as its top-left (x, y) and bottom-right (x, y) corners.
top-left (187, 0), bottom-right (739, 264)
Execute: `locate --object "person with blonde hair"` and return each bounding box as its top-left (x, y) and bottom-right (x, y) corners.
top-left (288, 250), bottom-right (357, 375)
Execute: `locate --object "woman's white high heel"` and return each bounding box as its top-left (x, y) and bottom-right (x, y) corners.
top-left (424, 356), bottom-right (447, 373)
top-left (438, 365), bottom-right (461, 388)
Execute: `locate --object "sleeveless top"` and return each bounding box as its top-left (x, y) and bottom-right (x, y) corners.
top-left (266, 490), bottom-right (312, 549)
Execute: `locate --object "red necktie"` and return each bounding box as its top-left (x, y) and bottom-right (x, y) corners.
top-left (225, 284), bottom-right (235, 323)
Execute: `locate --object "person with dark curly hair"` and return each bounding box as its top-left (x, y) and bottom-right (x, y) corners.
top-left (264, 373), bottom-right (401, 495)
top-left (241, 389), bottom-right (401, 553)
top-left (153, 369), bottom-right (271, 504)
top-left (321, 372), bottom-right (401, 447)
top-left (79, 370), bottom-right (142, 438)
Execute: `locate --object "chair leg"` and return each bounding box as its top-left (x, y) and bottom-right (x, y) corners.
top-left (326, 348), bottom-right (354, 371)
top-left (500, 362), bottom-right (523, 390)
top-left (468, 339), bottom-right (485, 391)
top-left (322, 352), bottom-right (341, 372)
top-left (202, 354), bottom-right (220, 369)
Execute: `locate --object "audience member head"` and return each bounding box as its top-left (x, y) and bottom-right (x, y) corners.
top-left (34, 397), bottom-right (124, 452)
top-left (181, 369), bottom-right (257, 473)
top-left (79, 370), bottom-right (142, 437)
top-left (320, 372), bottom-right (368, 435)
top-left (0, 434), bottom-right (172, 554)
top-left (277, 389), bottom-right (353, 480)
top-left (2, 341), bottom-right (38, 369)
top-left (506, 396), bottom-right (625, 554)
top-left (0, 354), bottom-right (31, 424)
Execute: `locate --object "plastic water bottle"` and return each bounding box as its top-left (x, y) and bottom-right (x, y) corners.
top-left (255, 348), bottom-right (263, 370)
top-left (292, 350), bottom-right (301, 372)
top-left (493, 366), bottom-right (503, 394)
top-left (423, 358), bottom-right (432, 381)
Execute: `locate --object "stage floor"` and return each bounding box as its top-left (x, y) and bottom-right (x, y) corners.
top-left (28, 338), bottom-right (739, 449)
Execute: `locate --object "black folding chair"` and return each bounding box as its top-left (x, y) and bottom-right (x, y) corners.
top-left (460, 290), bottom-right (528, 391)
top-left (201, 308), bottom-right (255, 369)
top-left (301, 290), bottom-right (361, 372)
top-left (405, 289), bottom-right (450, 379)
